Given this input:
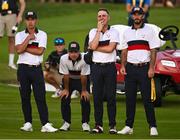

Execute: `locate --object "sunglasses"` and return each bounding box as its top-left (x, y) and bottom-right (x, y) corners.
top-left (54, 38), bottom-right (64, 45)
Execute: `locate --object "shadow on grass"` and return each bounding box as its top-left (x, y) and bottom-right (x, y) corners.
top-left (116, 93), bottom-right (180, 108)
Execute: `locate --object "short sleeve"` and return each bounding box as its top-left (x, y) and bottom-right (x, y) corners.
top-left (59, 56), bottom-right (69, 75)
top-left (148, 27), bottom-right (161, 49)
top-left (88, 28), bottom-right (97, 44)
top-left (126, 0), bottom-right (132, 4)
top-left (81, 63), bottom-right (90, 75)
top-left (81, 54), bottom-right (90, 75)
top-left (38, 31), bottom-right (47, 49)
top-left (144, 0), bottom-right (151, 5)
top-left (121, 31), bottom-right (128, 50)
top-left (15, 32), bottom-right (23, 45)
top-left (110, 29), bottom-right (120, 44)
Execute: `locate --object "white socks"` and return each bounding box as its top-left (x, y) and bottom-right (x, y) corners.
top-left (9, 53), bottom-right (15, 65)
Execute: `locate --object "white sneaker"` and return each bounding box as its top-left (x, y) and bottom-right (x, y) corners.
top-left (82, 122), bottom-right (90, 132)
top-left (8, 64), bottom-right (17, 70)
top-left (150, 127), bottom-right (158, 136)
top-left (117, 126), bottom-right (133, 135)
top-left (20, 122), bottom-right (33, 132)
top-left (59, 121), bottom-right (70, 131)
top-left (71, 90), bottom-right (79, 99)
top-left (41, 123), bottom-right (58, 132)
top-left (51, 89), bottom-right (61, 98)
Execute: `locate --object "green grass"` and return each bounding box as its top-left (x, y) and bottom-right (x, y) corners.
top-left (0, 3), bottom-right (180, 84)
top-left (0, 1), bottom-right (180, 139)
top-left (0, 83), bottom-right (180, 139)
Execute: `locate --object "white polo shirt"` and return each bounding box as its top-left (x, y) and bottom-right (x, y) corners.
top-left (88, 27), bottom-right (119, 63)
top-left (59, 53), bottom-right (90, 79)
top-left (121, 24), bottom-right (160, 64)
top-left (15, 29), bottom-right (47, 65)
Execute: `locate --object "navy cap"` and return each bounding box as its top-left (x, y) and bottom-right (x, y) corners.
top-left (131, 7), bottom-right (144, 15)
top-left (25, 11), bottom-right (37, 20)
top-left (54, 37), bottom-right (65, 45)
top-left (68, 41), bottom-right (80, 52)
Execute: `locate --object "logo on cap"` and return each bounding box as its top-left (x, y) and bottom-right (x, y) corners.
top-left (68, 41), bottom-right (80, 52)
top-left (27, 12), bottom-right (34, 16)
top-left (25, 11), bottom-right (37, 20)
top-left (131, 7), bottom-right (144, 14)
top-left (70, 43), bottom-right (77, 48)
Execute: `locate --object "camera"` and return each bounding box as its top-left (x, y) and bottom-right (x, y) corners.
top-left (12, 23), bottom-right (18, 34)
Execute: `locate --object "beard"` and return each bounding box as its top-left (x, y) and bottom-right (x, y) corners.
top-left (134, 19), bottom-right (141, 25)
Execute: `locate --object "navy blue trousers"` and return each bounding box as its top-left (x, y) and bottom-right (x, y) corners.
top-left (17, 64), bottom-right (49, 125)
top-left (61, 78), bottom-right (91, 124)
top-left (91, 63), bottom-right (117, 127)
top-left (125, 63), bottom-right (157, 128)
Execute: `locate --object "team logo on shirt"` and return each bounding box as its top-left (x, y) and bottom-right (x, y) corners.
top-left (106, 33), bottom-right (110, 38)
top-left (27, 42), bottom-right (39, 48)
top-left (141, 34), bottom-right (145, 38)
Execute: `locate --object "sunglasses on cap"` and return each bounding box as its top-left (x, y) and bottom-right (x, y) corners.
top-left (54, 38), bottom-right (65, 45)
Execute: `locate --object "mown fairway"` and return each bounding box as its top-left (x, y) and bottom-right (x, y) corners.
top-left (0, 1), bottom-right (180, 139)
top-left (0, 84), bottom-right (180, 139)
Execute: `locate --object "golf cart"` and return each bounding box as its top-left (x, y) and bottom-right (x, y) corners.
top-left (153, 25), bottom-right (180, 106)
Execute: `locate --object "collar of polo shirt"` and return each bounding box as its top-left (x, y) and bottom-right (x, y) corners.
top-left (25, 27), bottom-right (39, 34)
top-left (132, 23), bottom-right (145, 29)
top-left (101, 25), bottom-right (111, 34)
top-left (68, 53), bottom-right (82, 62)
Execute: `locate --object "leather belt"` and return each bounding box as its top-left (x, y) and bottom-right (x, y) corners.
top-left (93, 62), bottom-right (115, 66)
top-left (19, 64), bottom-right (41, 68)
top-left (127, 62), bottom-right (149, 67)
top-left (0, 10), bottom-right (16, 16)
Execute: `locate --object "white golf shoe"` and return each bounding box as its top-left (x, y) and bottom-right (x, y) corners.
top-left (59, 121), bottom-right (70, 131)
top-left (51, 89), bottom-right (62, 98)
top-left (71, 90), bottom-right (79, 99)
top-left (20, 122), bottom-right (33, 132)
top-left (150, 127), bottom-right (158, 136)
top-left (82, 122), bottom-right (90, 132)
top-left (8, 64), bottom-right (17, 70)
top-left (41, 123), bottom-right (58, 132)
top-left (117, 126), bottom-right (133, 135)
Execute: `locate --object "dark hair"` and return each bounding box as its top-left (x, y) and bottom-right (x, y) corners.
top-left (98, 8), bottom-right (109, 15)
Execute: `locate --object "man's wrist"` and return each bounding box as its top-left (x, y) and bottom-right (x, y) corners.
top-left (96, 30), bottom-right (101, 33)
top-left (82, 89), bottom-right (87, 92)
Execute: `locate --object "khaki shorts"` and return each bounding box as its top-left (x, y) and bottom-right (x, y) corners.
top-left (0, 14), bottom-right (16, 37)
top-left (47, 68), bottom-right (63, 86)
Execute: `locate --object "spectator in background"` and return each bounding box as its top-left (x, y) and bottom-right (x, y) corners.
top-left (126, 0), bottom-right (150, 26)
top-left (0, 0), bottom-right (26, 69)
top-left (44, 37), bottom-right (67, 98)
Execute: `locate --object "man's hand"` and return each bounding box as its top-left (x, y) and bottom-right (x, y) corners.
top-left (97, 20), bottom-right (104, 32)
top-left (120, 65), bottom-right (127, 75)
top-left (28, 34), bottom-right (36, 41)
top-left (81, 91), bottom-right (90, 101)
top-left (148, 67), bottom-right (155, 78)
top-left (60, 89), bottom-right (69, 99)
top-left (16, 15), bottom-right (23, 24)
top-left (44, 63), bottom-right (50, 71)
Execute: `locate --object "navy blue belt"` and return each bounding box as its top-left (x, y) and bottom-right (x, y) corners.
top-left (18, 64), bottom-right (41, 68)
top-left (93, 62), bottom-right (115, 66)
top-left (127, 62), bottom-right (149, 67)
